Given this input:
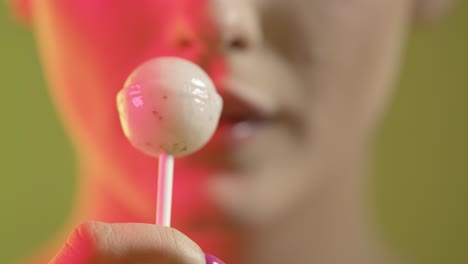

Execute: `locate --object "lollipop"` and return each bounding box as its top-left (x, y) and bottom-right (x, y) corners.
top-left (117, 57), bottom-right (223, 226)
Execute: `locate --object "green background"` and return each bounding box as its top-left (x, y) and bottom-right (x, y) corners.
top-left (0, 2), bottom-right (466, 264)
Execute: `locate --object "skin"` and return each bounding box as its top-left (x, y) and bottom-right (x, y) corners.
top-left (11, 0), bottom-right (453, 263)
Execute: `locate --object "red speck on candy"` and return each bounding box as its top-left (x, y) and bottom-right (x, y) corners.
top-left (163, 95), bottom-right (168, 100)
top-left (158, 116), bottom-right (163, 121)
top-left (152, 110), bottom-right (158, 116)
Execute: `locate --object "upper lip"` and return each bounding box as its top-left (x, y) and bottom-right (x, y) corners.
top-left (218, 89), bottom-right (277, 125)
top-left (220, 93), bottom-right (269, 123)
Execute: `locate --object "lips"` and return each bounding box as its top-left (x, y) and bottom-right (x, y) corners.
top-left (204, 88), bottom-right (277, 151)
top-left (220, 90), bottom-right (273, 124)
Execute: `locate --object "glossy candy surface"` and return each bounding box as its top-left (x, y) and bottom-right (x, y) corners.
top-left (117, 57), bottom-right (223, 157)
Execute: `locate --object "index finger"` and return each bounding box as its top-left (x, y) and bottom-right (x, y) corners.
top-left (50, 222), bottom-right (205, 264)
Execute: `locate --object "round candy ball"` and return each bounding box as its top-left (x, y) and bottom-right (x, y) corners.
top-left (117, 57), bottom-right (223, 157)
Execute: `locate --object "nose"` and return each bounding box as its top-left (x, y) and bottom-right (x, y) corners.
top-left (211, 0), bottom-right (261, 52)
top-left (169, 0), bottom-right (260, 55)
top-left (167, 16), bottom-right (207, 59)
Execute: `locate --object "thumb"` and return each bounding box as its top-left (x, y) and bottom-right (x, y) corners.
top-left (50, 221), bottom-right (206, 264)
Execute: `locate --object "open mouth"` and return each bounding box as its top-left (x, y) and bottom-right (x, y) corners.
top-left (221, 90), bottom-right (273, 132)
top-left (213, 89), bottom-right (278, 147)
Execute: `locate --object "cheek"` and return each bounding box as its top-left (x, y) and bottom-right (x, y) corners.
top-left (36, 0), bottom-right (223, 92)
top-left (304, 6), bottom-right (407, 125)
top-left (33, 0), bottom-right (228, 163)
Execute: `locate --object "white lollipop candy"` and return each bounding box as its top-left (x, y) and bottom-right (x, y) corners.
top-left (116, 57), bottom-right (223, 226)
top-left (117, 57), bottom-right (223, 157)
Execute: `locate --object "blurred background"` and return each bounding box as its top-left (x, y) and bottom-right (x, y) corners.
top-left (0, 1), bottom-right (466, 264)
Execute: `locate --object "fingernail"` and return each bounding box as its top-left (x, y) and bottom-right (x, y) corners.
top-left (205, 253), bottom-right (225, 264)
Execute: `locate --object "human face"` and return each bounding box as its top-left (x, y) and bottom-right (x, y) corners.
top-left (30, 0), bottom-right (412, 261)
top-left (207, 0), bottom-right (412, 226)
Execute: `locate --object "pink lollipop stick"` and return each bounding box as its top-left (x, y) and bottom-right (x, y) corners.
top-left (156, 152), bottom-right (174, 226)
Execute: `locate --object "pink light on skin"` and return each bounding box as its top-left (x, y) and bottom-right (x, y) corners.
top-left (33, 0), bottom-right (227, 212)
top-left (49, 226), bottom-right (95, 264)
top-left (20, 0), bottom-right (242, 263)
top-left (10, 0), bottom-right (32, 26)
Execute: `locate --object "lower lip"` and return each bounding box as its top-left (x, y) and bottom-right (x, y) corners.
top-left (184, 120), bottom-right (269, 167)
